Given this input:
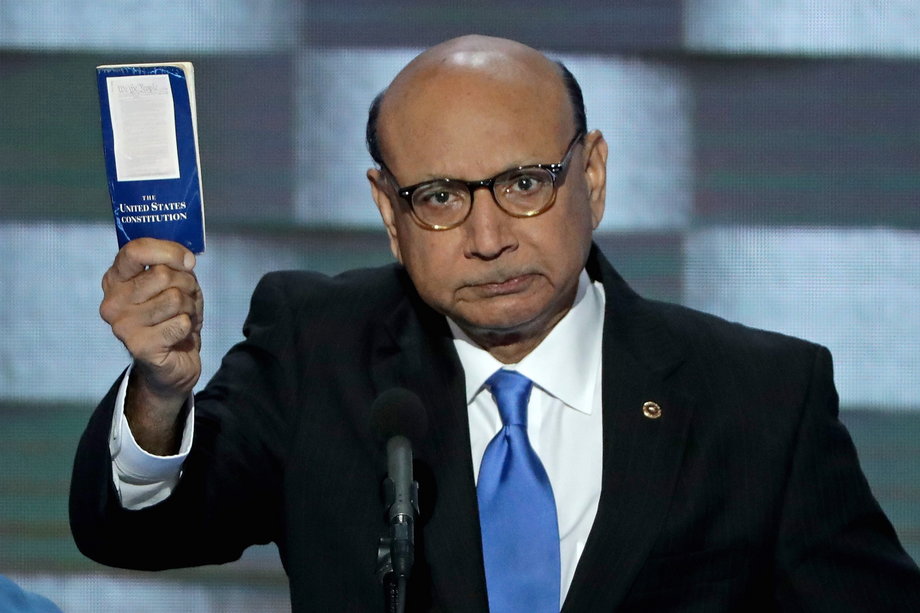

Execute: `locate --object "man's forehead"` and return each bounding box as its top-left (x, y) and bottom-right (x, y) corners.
top-left (380, 84), bottom-right (569, 181)
top-left (372, 36), bottom-right (572, 178)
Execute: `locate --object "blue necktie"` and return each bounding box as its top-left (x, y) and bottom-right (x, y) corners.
top-left (477, 369), bottom-right (561, 613)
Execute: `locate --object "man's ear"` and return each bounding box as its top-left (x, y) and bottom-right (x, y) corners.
top-left (367, 168), bottom-right (403, 262)
top-left (582, 129), bottom-right (608, 229)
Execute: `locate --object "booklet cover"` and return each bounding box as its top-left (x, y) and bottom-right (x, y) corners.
top-left (97, 62), bottom-right (205, 253)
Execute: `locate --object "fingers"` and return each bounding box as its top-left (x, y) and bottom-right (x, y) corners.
top-left (103, 238), bottom-right (197, 302)
top-left (110, 237), bottom-right (196, 282)
top-left (100, 238), bottom-right (204, 356)
top-left (192, 282), bottom-right (204, 333)
top-left (100, 240), bottom-right (204, 402)
top-left (102, 265), bottom-right (201, 318)
top-left (109, 285), bottom-right (199, 335)
top-left (117, 264), bottom-right (200, 306)
top-left (121, 314), bottom-right (197, 361)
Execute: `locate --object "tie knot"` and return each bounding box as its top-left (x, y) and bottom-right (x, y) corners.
top-left (486, 369), bottom-right (533, 427)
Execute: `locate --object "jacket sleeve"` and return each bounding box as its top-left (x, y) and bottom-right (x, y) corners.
top-left (774, 346), bottom-right (920, 611)
top-left (69, 272), bottom-right (301, 570)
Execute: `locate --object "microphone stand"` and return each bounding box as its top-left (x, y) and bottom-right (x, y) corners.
top-left (376, 438), bottom-right (420, 613)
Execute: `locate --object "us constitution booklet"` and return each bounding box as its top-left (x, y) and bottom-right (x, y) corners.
top-left (96, 62), bottom-right (205, 253)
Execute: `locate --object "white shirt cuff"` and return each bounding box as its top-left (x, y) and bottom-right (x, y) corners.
top-left (109, 363), bottom-right (194, 509)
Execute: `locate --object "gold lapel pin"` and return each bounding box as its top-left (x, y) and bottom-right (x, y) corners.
top-left (642, 401), bottom-right (662, 419)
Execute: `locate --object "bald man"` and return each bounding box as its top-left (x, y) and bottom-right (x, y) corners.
top-left (71, 36), bottom-right (920, 612)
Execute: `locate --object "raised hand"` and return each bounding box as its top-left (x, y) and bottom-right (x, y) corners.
top-left (100, 238), bottom-right (203, 453)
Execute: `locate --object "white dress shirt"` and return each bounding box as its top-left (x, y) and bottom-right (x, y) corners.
top-left (449, 269), bottom-right (606, 605)
top-left (109, 365), bottom-right (194, 508)
top-left (111, 270), bottom-right (606, 605)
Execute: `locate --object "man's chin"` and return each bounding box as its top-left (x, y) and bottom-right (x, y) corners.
top-left (452, 309), bottom-right (546, 343)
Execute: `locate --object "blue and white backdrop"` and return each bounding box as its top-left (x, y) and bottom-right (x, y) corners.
top-left (1, 1), bottom-right (918, 610)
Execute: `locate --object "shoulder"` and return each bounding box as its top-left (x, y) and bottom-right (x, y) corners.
top-left (638, 297), bottom-right (831, 409)
top-left (653, 298), bottom-right (822, 363)
top-left (249, 263), bottom-right (408, 319)
top-left (236, 263), bottom-right (415, 351)
top-left (591, 244), bottom-right (825, 378)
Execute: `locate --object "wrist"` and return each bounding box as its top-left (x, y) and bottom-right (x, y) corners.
top-left (124, 368), bottom-right (188, 455)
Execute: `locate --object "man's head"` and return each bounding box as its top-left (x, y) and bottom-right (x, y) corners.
top-left (366, 35), bottom-right (608, 362)
top-left (366, 58), bottom-right (588, 169)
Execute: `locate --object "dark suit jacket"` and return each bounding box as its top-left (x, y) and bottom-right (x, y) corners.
top-left (70, 246), bottom-right (920, 612)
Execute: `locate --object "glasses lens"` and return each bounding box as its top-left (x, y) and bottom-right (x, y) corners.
top-left (495, 168), bottom-right (555, 215)
top-left (411, 180), bottom-right (470, 228)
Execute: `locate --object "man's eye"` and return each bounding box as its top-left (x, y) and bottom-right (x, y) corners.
top-left (505, 171), bottom-right (549, 195)
top-left (515, 176), bottom-right (536, 192)
top-left (416, 184), bottom-right (464, 207)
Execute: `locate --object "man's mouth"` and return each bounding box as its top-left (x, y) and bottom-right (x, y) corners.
top-left (467, 273), bottom-right (535, 297)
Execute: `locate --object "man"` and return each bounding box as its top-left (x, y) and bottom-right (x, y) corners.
top-left (70, 35), bottom-right (920, 611)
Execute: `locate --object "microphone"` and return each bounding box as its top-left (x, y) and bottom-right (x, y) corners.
top-left (371, 389), bottom-right (428, 581)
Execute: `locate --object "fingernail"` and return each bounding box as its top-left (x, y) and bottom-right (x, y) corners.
top-left (184, 252), bottom-right (196, 270)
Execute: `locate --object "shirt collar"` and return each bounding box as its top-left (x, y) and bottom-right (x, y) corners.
top-left (448, 269), bottom-right (606, 415)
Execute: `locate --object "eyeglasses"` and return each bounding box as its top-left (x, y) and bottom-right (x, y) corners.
top-left (384, 131), bottom-right (585, 231)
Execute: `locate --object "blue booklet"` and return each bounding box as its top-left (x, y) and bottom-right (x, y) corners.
top-left (97, 62), bottom-right (206, 253)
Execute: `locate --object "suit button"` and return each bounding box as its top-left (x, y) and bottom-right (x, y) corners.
top-left (642, 401), bottom-right (662, 419)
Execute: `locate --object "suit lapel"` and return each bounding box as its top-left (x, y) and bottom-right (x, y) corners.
top-left (562, 249), bottom-right (695, 611)
top-left (370, 275), bottom-right (490, 613)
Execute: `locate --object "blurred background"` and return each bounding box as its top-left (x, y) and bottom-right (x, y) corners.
top-left (1, 1), bottom-right (918, 610)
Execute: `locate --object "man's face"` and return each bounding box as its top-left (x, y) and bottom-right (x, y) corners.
top-left (369, 60), bottom-right (607, 351)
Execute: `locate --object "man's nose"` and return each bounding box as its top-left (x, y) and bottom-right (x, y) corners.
top-left (462, 187), bottom-right (517, 260)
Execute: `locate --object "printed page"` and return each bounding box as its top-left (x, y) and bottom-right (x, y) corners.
top-left (107, 74), bottom-right (181, 182)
